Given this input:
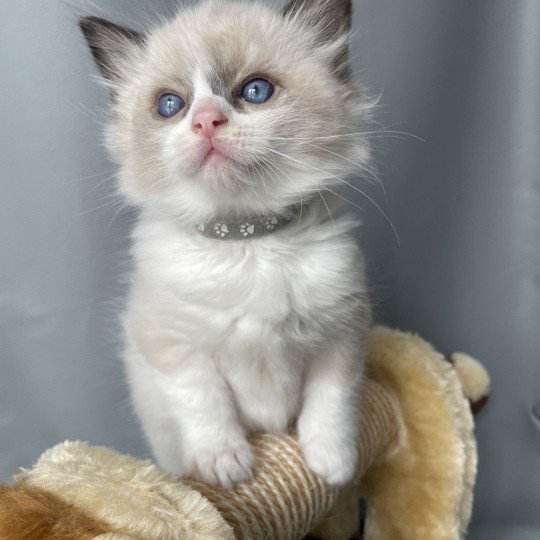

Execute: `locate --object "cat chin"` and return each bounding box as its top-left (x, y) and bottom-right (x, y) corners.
top-left (196, 151), bottom-right (242, 180)
top-left (202, 148), bottom-right (229, 165)
top-left (192, 137), bottom-right (237, 170)
top-left (120, 157), bottom-right (337, 225)
top-left (137, 182), bottom-right (299, 227)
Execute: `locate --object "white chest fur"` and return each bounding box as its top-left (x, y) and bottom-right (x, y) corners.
top-left (122, 207), bottom-right (369, 485)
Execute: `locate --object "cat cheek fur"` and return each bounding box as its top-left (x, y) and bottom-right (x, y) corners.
top-left (81, 0), bottom-right (372, 488)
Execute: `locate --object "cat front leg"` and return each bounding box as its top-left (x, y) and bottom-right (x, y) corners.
top-left (161, 355), bottom-right (254, 489)
top-left (298, 342), bottom-right (362, 486)
top-left (127, 337), bottom-right (254, 489)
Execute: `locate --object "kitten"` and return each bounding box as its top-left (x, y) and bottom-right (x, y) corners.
top-left (80, 0), bottom-right (372, 488)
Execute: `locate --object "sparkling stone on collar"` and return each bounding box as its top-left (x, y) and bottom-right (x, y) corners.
top-left (196, 207), bottom-right (300, 241)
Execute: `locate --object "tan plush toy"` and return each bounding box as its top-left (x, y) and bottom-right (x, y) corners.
top-left (0, 327), bottom-right (489, 540)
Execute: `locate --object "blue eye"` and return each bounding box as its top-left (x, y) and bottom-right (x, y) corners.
top-left (157, 94), bottom-right (185, 117)
top-left (241, 79), bottom-right (274, 104)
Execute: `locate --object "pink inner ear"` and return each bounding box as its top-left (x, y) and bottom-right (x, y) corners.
top-left (192, 103), bottom-right (229, 139)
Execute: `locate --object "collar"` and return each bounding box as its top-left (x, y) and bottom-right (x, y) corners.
top-left (196, 205), bottom-right (302, 241)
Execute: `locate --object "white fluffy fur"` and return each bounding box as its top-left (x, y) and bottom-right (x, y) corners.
top-left (82, 0), bottom-right (372, 488)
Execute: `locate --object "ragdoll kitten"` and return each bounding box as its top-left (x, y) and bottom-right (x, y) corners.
top-left (80, 0), bottom-right (372, 488)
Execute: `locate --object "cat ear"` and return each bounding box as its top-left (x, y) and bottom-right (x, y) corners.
top-left (79, 16), bottom-right (146, 85)
top-left (282, 0), bottom-right (352, 81)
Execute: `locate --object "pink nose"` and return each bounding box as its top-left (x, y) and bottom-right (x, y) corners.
top-left (192, 105), bottom-right (228, 139)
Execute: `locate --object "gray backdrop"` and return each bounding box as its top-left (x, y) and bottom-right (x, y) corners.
top-left (1, 1), bottom-right (539, 538)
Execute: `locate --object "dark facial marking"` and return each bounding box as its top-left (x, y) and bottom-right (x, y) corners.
top-left (207, 58), bottom-right (242, 101)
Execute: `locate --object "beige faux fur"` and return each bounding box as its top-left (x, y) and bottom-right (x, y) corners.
top-left (359, 328), bottom-right (477, 540)
top-left (0, 483), bottom-right (119, 540)
top-left (3, 328), bottom-right (486, 540)
top-left (451, 352), bottom-right (491, 403)
top-left (15, 442), bottom-right (234, 540)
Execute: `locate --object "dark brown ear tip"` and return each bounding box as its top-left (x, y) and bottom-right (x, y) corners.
top-left (79, 15), bottom-right (105, 26)
top-left (78, 16), bottom-right (145, 45)
top-left (283, 0), bottom-right (353, 19)
top-left (78, 16), bottom-right (92, 39)
top-left (78, 16), bottom-right (145, 86)
top-left (78, 15), bottom-right (106, 38)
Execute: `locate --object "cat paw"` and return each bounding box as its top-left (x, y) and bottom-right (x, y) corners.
top-left (189, 441), bottom-right (254, 489)
top-left (300, 435), bottom-right (357, 486)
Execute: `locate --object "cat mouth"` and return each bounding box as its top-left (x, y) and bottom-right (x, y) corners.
top-left (204, 148), bottom-right (221, 160)
top-left (199, 142), bottom-right (235, 169)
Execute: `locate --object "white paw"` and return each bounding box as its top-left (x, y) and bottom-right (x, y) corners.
top-left (189, 441), bottom-right (254, 489)
top-left (300, 435), bottom-right (357, 486)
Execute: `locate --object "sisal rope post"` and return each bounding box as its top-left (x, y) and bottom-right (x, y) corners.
top-left (186, 378), bottom-right (403, 539)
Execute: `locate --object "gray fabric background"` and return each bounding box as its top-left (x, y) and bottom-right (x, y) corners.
top-left (1, 1), bottom-right (538, 537)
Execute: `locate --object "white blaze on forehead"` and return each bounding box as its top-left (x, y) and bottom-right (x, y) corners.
top-left (193, 69), bottom-right (213, 100)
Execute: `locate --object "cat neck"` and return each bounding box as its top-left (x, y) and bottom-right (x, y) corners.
top-left (195, 204), bottom-right (303, 241)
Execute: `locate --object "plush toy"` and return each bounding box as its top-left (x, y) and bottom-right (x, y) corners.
top-left (0, 327), bottom-right (489, 540)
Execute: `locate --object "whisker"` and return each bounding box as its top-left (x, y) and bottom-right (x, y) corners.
top-left (317, 190), bottom-right (336, 231)
top-left (261, 146), bottom-right (400, 246)
top-left (262, 130), bottom-right (425, 142)
top-left (62, 97), bottom-right (106, 126)
top-left (106, 199), bottom-right (130, 233)
top-left (252, 161), bottom-right (270, 195)
top-left (304, 142), bottom-right (387, 199)
top-left (82, 172), bottom-right (118, 195)
top-left (257, 156), bottom-right (305, 228)
top-left (74, 196), bottom-right (124, 218)
top-left (327, 187), bottom-right (400, 246)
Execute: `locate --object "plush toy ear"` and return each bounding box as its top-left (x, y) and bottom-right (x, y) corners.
top-left (282, 0), bottom-right (353, 81)
top-left (79, 16), bottom-right (146, 85)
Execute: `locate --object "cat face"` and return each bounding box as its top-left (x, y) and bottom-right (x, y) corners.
top-left (81, 0), bottom-right (370, 223)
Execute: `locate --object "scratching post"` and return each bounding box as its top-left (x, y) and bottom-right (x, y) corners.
top-left (186, 378), bottom-right (402, 539)
top-left (3, 327), bottom-right (489, 540)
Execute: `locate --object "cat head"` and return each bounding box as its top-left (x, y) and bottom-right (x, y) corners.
top-left (80, 0), bottom-right (370, 224)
